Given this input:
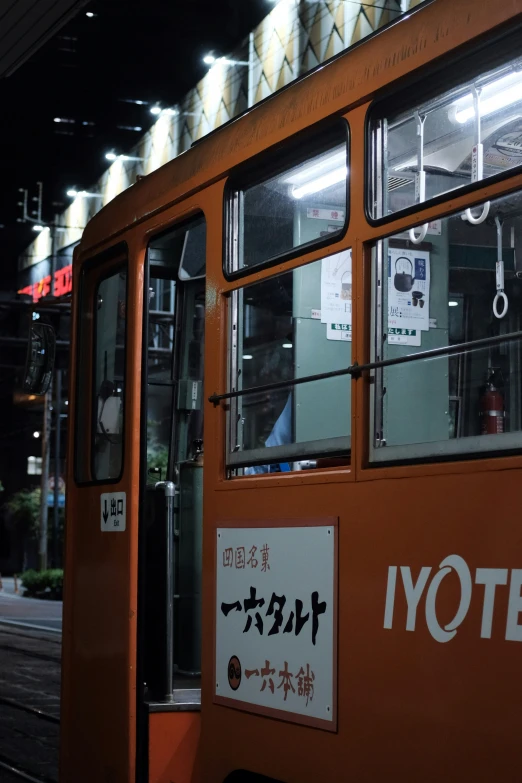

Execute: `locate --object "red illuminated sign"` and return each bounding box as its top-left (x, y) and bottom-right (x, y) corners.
top-left (18, 264), bottom-right (72, 303)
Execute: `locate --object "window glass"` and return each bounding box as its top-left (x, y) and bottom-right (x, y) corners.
top-left (370, 188), bottom-right (522, 463)
top-left (92, 268), bottom-right (127, 481)
top-left (146, 276), bottom-right (176, 481)
top-left (370, 55), bottom-right (522, 219)
top-left (146, 216), bottom-right (206, 483)
top-left (229, 250), bottom-right (352, 473)
top-left (227, 126), bottom-right (348, 274)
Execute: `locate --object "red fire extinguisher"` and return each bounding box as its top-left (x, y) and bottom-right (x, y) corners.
top-left (480, 369), bottom-right (504, 435)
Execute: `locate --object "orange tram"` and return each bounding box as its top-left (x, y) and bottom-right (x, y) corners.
top-left (59, 2), bottom-right (522, 780)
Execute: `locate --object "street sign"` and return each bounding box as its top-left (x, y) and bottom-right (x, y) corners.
top-left (215, 521), bottom-right (337, 730)
top-left (100, 491), bottom-right (126, 532)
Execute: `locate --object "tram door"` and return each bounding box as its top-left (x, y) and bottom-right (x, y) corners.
top-left (141, 215), bottom-right (206, 711)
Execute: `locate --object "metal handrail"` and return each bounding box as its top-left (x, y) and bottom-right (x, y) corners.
top-left (208, 330), bottom-right (522, 406)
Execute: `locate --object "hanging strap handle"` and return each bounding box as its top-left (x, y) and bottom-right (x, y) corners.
top-left (464, 87), bottom-right (490, 225)
top-left (409, 112), bottom-right (429, 245)
top-left (493, 215), bottom-right (508, 319)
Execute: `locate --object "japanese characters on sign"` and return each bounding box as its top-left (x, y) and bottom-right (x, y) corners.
top-left (100, 491), bottom-right (126, 532)
top-left (306, 207), bottom-right (345, 222)
top-left (215, 524), bottom-right (336, 728)
top-left (18, 264), bottom-right (73, 303)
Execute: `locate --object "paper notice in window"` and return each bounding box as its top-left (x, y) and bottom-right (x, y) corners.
top-left (320, 249), bottom-right (352, 326)
top-left (388, 247), bottom-right (430, 333)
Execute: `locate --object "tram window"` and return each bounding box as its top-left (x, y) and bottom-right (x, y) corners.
top-left (92, 267), bottom-right (128, 481)
top-left (227, 250), bottom-right (351, 474)
top-left (369, 53), bottom-right (522, 220)
top-left (370, 188), bottom-right (522, 464)
top-left (226, 124), bottom-right (348, 275)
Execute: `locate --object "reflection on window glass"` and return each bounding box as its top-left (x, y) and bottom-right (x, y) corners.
top-left (93, 268), bottom-right (127, 481)
top-left (371, 56), bottom-right (522, 219)
top-left (371, 188), bottom-right (522, 462)
top-left (229, 251), bottom-right (352, 473)
top-left (228, 127), bottom-right (348, 273)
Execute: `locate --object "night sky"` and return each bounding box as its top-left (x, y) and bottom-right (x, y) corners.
top-left (0, 0), bottom-right (270, 289)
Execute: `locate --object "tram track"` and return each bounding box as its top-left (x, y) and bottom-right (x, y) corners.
top-left (0, 695), bottom-right (60, 724)
top-left (0, 754), bottom-right (56, 783)
top-left (0, 626), bottom-right (61, 782)
top-left (0, 643), bottom-right (60, 665)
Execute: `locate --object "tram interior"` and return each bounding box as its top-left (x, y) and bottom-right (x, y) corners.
top-left (379, 192), bottom-right (522, 456)
top-left (374, 57), bottom-right (522, 457)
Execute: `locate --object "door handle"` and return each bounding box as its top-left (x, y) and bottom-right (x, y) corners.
top-left (155, 480), bottom-right (177, 700)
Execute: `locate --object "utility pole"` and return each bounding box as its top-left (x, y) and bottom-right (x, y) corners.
top-left (39, 212), bottom-right (59, 572)
top-left (39, 391), bottom-right (51, 571)
top-left (16, 182), bottom-right (43, 225)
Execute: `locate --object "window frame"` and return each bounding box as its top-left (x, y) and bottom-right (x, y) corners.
top-left (365, 23), bottom-right (522, 228)
top-left (223, 118), bottom-right (350, 281)
top-left (73, 243), bottom-right (128, 487)
top-left (367, 200), bottom-right (522, 467)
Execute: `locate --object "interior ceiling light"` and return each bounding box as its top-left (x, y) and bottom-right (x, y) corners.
top-left (32, 225), bottom-right (45, 231)
top-left (284, 148), bottom-right (347, 199)
top-left (455, 71), bottom-right (522, 124)
top-left (150, 105), bottom-right (162, 116)
top-left (291, 166), bottom-right (347, 199)
top-left (242, 354), bottom-right (253, 360)
top-left (448, 300), bottom-right (459, 307)
top-left (282, 343), bottom-right (293, 348)
top-left (203, 54), bottom-right (216, 65)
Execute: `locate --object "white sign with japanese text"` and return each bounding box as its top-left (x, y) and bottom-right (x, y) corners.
top-left (100, 491), bottom-right (126, 532)
top-left (306, 207), bottom-right (345, 222)
top-left (321, 249), bottom-right (352, 325)
top-left (215, 524), bottom-right (336, 728)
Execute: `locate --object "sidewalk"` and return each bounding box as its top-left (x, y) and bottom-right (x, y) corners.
top-left (0, 577), bottom-right (62, 633)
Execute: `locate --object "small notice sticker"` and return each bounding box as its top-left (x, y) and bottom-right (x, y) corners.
top-left (100, 491), bottom-right (126, 532)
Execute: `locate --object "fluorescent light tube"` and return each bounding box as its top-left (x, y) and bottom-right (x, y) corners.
top-left (291, 166), bottom-right (347, 199)
top-left (455, 73), bottom-right (522, 124)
